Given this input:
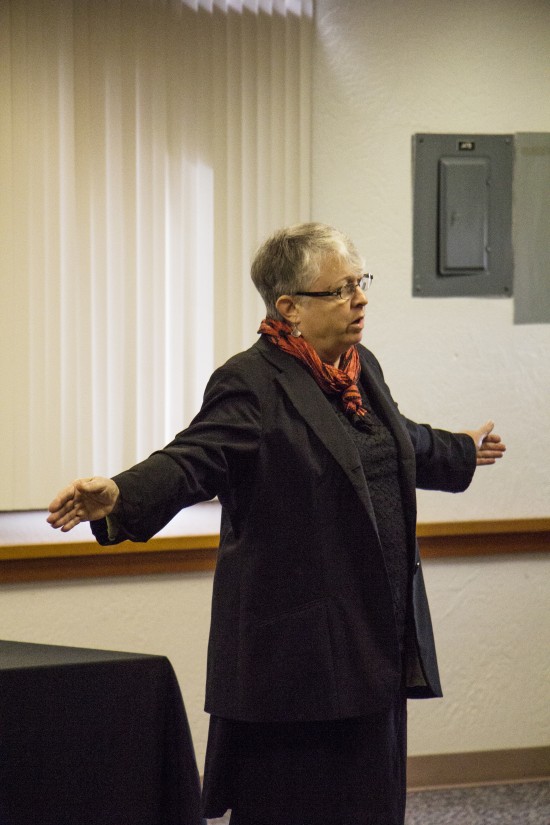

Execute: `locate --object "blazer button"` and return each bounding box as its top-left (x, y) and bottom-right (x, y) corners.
top-left (414, 560), bottom-right (420, 574)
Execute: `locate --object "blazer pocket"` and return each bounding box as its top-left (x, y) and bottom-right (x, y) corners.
top-left (238, 599), bottom-right (339, 721)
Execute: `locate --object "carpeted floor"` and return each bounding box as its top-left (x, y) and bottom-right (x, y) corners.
top-left (405, 780), bottom-right (549, 825)
top-left (206, 780), bottom-right (550, 824)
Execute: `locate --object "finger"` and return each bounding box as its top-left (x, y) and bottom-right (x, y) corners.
top-left (48, 515), bottom-right (76, 530)
top-left (476, 447), bottom-right (506, 465)
top-left (47, 484), bottom-right (77, 515)
top-left (483, 434), bottom-right (505, 448)
top-left (483, 433), bottom-right (500, 443)
top-left (479, 419), bottom-right (494, 438)
top-left (47, 500), bottom-right (77, 526)
top-left (75, 477), bottom-right (98, 491)
top-left (47, 482), bottom-right (90, 528)
top-left (47, 506), bottom-right (79, 529)
top-left (480, 440), bottom-right (505, 450)
top-left (60, 515), bottom-right (81, 533)
top-left (484, 443), bottom-right (506, 454)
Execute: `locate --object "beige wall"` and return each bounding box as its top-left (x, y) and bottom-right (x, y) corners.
top-left (311, 0), bottom-right (550, 756)
top-left (1, 0), bottom-right (549, 771)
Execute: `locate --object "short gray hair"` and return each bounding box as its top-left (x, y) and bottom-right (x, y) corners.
top-left (251, 222), bottom-right (364, 320)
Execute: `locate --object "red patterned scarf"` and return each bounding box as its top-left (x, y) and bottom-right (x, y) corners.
top-left (258, 318), bottom-right (368, 420)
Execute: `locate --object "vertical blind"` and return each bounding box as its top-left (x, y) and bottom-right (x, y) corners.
top-left (0, 0), bottom-right (312, 509)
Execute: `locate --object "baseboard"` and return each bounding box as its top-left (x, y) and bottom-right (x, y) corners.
top-left (407, 746), bottom-right (550, 789)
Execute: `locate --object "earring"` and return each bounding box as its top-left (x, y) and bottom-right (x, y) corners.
top-left (290, 324), bottom-right (302, 338)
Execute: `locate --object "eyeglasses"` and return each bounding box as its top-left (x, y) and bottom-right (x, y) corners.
top-left (295, 273), bottom-right (373, 302)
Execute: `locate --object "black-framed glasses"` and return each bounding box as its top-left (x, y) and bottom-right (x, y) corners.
top-left (295, 273), bottom-right (373, 302)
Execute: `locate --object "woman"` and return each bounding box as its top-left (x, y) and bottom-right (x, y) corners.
top-left (48, 223), bottom-right (505, 825)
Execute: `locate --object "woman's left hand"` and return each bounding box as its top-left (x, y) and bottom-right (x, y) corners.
top-left (462, 420), bottom-right (506, 466)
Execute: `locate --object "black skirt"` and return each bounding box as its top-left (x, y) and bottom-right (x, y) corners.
top-left (201, 687), bottom-right (407, 825)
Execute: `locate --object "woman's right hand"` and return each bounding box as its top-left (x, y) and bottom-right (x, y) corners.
top-left (47, 477), bottom-right (120, 532)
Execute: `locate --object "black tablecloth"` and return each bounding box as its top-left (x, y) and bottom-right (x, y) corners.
top-left (0, 640), bottom-right (203, 825)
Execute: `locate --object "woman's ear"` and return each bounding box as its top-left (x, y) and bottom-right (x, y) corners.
top-left (275, 294), bottom-right (300, 325)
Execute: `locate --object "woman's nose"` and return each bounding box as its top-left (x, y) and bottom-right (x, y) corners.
top-left (352, 285), bottom-right (368, 306)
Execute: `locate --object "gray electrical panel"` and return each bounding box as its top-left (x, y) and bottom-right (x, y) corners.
top-left (513, 133), bottom-right (550, 324)
top-left (412, 133), bottom-right (513, 297)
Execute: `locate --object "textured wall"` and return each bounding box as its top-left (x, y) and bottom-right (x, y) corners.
top-left (312, 0), bottom-right (550, 526)
top-left (312, 0), bottom-right (550, 755)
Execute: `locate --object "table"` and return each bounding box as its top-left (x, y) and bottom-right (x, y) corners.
top-left (0, 640), bottom-right (203, 825)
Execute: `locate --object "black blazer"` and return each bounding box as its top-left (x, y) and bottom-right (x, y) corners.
top-left (92, 338), bottom-right (476, 722)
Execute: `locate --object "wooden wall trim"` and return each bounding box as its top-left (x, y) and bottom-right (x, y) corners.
top-left (1, 516), bottom-right (549, 583)
top-left (407, 745), bottom-right (550, 789)
top-left (417, 518), bottom-right (550, 559)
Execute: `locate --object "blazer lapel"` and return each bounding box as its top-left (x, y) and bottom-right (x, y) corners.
top-left (255, 339), bottom-right (379, 525)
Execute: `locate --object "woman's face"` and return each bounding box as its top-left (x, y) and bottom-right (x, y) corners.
top-left (294, 256), bottom-right (368, 366)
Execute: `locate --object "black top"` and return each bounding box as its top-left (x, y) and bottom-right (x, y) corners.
top-left (328, 378), bottom-right (410, 649)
